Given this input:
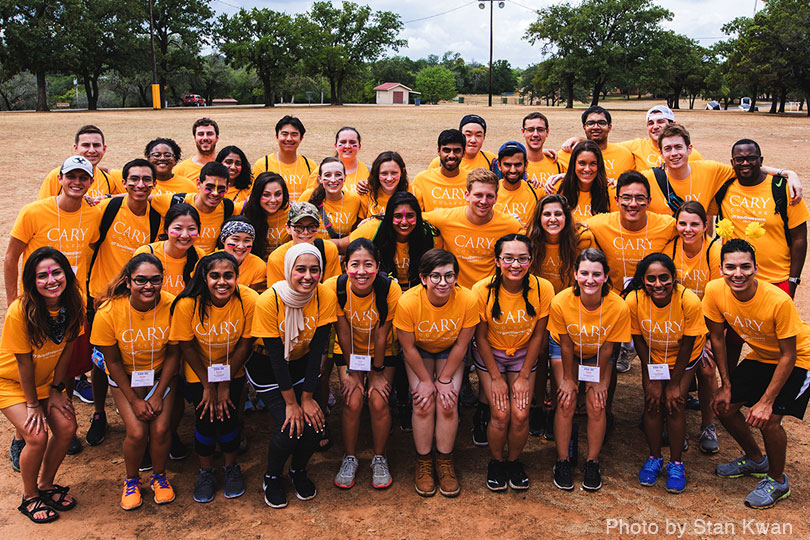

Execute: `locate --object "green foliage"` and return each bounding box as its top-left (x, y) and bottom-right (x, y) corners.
top-left (414, 65), bottom-right (457, 104)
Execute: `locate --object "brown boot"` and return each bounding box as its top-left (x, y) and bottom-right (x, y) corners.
top-left (414, 453), bottom-right (436, 497)
top-left (436, 452), bottom-right (460, 497)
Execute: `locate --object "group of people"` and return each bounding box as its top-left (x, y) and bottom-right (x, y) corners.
top-left (2, 105), bottom-right (809, 523)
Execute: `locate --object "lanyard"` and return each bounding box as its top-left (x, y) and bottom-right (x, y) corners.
top-left (348, 282), bottom-right (375, 356)
top-left (127, 298), bottom-right (157, 372)
top-left (647, 291), bottom-right (674, 365)
top-left (577, 294), bottom-right (603, 364)
top-left (206, 299), bottom-right (232, 367)
top-left (55, 198), bottom-right (83, 271)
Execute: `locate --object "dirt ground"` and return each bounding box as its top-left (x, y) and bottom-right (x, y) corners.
top-left (1, 100), bottom-right (809, 539)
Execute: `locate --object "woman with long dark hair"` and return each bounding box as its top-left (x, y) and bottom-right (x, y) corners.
top-left (300, 157), bottom-right (362, 242)
top-left (360, 151), bottom-right (410, 218)
top-left (241, 172), bottom-right (291, 260)
top-left (555, 140), bottom-right (615, 222)
top-left (216, 145), bottom-right (252, 203)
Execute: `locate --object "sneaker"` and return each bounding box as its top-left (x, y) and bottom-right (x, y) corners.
top-left (192, 468), bottom-right (216, 503)
top-left (120, 477), bottom-right (142, 510)
top-left (149, 472), bottom-right (175, 504)
top-left (9, 437), bottom-right (24, 472)
top-left (327, 391), bottom-right (337, 408)
top-left (472, 405), bottom-right (489, 447)
top-left (139, 452), bottom-right (153, 472)
top-left (435, 453), bottom-right (460, 497)
top-left (529, 407), bottom-right (544, 437)
top-left (553, 459), bottom-right (574, 491)
top-left (66, 435), bottom-right (83, 455)
top-left (486, 459), bottom-right (508, 492)
top-left (414, 454), bottom-right (436, 497)
top-left (506, 460), bottom-right (530, 490)
top-left (615, 348), bottom-right (635, 373)
top-left (335, 455), bottom-right (359, 489)
top-left (666, 461), bottom-right (686, 493)
top-left (85, 412), bottom-right (107, 446)
top-left (169, 433), bottom-right (188, 461)
top-left (744, 475), bottom-right (790, 509)
top-left (370, 455), bottom-right (392, 489)
top-left (716, 454), bottom-right (769, 478)
top-left (685, 394), bottom-right (701, 411)
top-left (583, 460), bottom-right (602, 491)
top-left (223, 464), bottom-right (245, 498)
top-left (638, 456), bottom-right (664, 486)
top-left (290, 468), bottom-right (317, 500)
top-left (698, 424), bottom-right (719, 454)
top-left (72, 377), bottom-right (94, 404)
top-left (263, 475), bottom-right (287, 508)
top-left (399, 404), bottom-right (412, 432)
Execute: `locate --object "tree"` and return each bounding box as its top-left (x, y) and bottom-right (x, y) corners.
top-left (764, 0), bottom-right (810, 116)
top-left (722, 15), bottom-right (780, 114)
top-left (215, 8), bottom-right (303, 106)
top-left (370, 56), bottom-right (419, 88)
top-left (414, 66), bottom-right (456, 104)
top-left (304, 1), bottom-right (406, 105)
top-left (492, 59), bottom-right (517, 94)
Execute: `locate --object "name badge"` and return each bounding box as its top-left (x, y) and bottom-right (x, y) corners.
top-left (131, 369), bottom-right (155, 388)
top-left (70, 265), bottom-right (78, 276)
top-left (208, 364), bottom-right (231, 382)
top-left (349, 354), bottom-right (372, 372)
top-left (647, 363), bottom-right (671, 381)
top-left (623, 276), bottom-right (633, 289)
top-left (578, 365), bottom-right (600, 383)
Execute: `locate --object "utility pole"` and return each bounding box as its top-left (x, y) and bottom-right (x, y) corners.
top-left (149, 0), bottom-right (160, 109)
top-left (479, 1), bottom-right (504, 107)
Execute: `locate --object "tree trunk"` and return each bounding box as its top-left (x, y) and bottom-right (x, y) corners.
top-left (335, 76), bottom-right (345, 106)
top-left (36, 70), bottom-right (49, 111)
top-left (564, 76), bottom-right (574, 108)
top-left (778, 87), bottom-right (787, 113)
top-left (749, 90), bottom-right (758, 113)
top-left (768, 92), bottom-right (778, 114)
top-left (136, 84), bottom-right (148, 106)
top-left (590, 80), bottom-right (604, 106)
top-left (329, 77), bottom-right (338, 105)
top-left (83, 74), bottom-right (100, 111)
top-left (262, 78), bottom-right (275, 107)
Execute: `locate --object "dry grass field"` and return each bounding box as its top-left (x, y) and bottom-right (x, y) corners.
top-left (0, 101), bottom-right (809, 539)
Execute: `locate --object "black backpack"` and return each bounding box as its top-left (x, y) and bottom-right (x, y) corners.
top-left (670, 235), bottom-right (720, 267)
top-left (335, 273), bottom-right (392, 324)
top-left (313, 238), bottom-right (327, 282)
top-left (713, 175), bottom-right (791, 244)
top-left (652, 167), bottom-right (684, 213)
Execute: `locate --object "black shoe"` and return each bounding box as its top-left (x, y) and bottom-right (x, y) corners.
top-left (289, 468), bottom-right (317, 500)
top-left (543, 409), bottom-right (555, 441)
top-left (472, 404), bottom-right (489, 447)
top-left (486, 459), bottom-right (508, 492)
top-left (139, 452), bottom-right (153, 472)
top-left (507, 459), bottom-right (529, 490)
top-left (85, 412), bottom-right (107, 446)
top-left (583, 460), bottom-right (602, 491)
top-left (399, 404), bottom-right (412, 432)
top-left (66, 435), bottom-right (83, 455)
top-left (263, 475), bottom-right (287, 508)
top-left (685, 394), bottom-right (701, 411)
top-left (169, 433), bottom-right (188, 461)
top-left (529, 407), bottom-right (544, 437)
top-left (553, 459), bottom-right (574, 491)
top-left (568, 422), bottom-right (579, 467)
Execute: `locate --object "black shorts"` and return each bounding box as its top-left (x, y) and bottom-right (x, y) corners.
top-left (730, 359), bottom-right (810, 420)
top-left (334, 353), bottom-right (399, 369)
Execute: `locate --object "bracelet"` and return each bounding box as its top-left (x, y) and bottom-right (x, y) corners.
top-left (777, 169), bottom-right (785, 177)
top-left (437, 378), bottom-right (453, 385)
top-left (371, 364), bottom-right (385, 372)
top-left (26, 404), bottom-right (40, 408)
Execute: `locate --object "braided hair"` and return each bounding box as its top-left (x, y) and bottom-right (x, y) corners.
top-left (488, 234), bottom-right (537, 321)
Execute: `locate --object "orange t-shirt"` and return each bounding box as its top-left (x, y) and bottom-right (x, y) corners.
top-left (252, 153), bottom-right (318, 202)
top-left (393, 285), bottom-right (479, 354)
top-left (664, 237), bottom-right (721, 299)
top-left (172, 158), bottom-right (204, 182)
top-left (548, 288), bottom-right (631, 358)
top-left (619, 137), bottom-right (703, 171)
top-left (526, 156), bottom-right (565, 184)
top-left (133, 242), bottom-right (205, 296)
top-left (297, 189), bottom-right (362, 239)
top-left (150, 174), bottom-right (197, 196)
top-left (494, 180), bottom-right (540, 229)
top-left (537, 229), bottom-right (595, 293)
top-left (412, 168), bottom-right (469, 211)
top-left (643, 160), bottom-right (735, 216)
top-left (557, 143), bottom-right (635, 183)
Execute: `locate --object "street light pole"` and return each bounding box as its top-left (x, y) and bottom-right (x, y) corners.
top-left (479, 1), bottom-right (504, 107)
top-left (148, 0), bottom-right (161, 109)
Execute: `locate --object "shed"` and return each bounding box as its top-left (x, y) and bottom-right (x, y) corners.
top-left (374, 82), bottom-right (418, 105)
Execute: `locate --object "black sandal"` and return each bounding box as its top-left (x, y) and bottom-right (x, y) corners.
top-left (38, 484), bottom-right (76, 511)
top-left (18, 496), bottom-right (59, 523)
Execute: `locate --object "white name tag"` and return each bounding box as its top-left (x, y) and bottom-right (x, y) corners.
top-left (647, 363), bottom-right (671, 380)
top-left (70, 265), bottom-right (78, 276)
top-left (578, 364), bottom-right (600, 383)
top-left (131, 369), bottom-right (155, 388)
top-left (349, 354), bottom-right (372, 372)
top-left (208, 364), bottom-right (231, 382)
top-left (623, 276), bottom-right (633, 289)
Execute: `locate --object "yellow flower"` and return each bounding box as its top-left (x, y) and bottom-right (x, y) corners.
top-left (745, 221), bottom-right (766, 240)
top-left (716, 219), bottom-right (734, 239)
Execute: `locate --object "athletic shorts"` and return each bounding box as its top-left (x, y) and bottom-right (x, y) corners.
top-left (416, 346), bottom-right (451, 362)
top-left (730, 359), bottom-right (810, 420)
top-left (472, 343), bottom-right (535, 373)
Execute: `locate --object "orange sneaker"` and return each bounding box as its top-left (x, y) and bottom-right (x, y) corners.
top-left (149, 473), bottom-right (175, 505)
top-left (121, 477), bottom-right (142, 511)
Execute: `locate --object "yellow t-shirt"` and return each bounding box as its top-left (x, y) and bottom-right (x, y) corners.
top-left (425, 207), bottom-right (521, 289)
top-left (151, 193), bottom-right (238, 254)
top-left (359, 186), bottom-right (413, 218)
top-left (133, 242), bottom-right (205, 296)
top-left (150, 174), bottom-right (197, 196)
top-left (252, 153), bottom-right (318, 202)
top-left (473, 274), bottom-right (554, 353)
top-left (226, 186), bottom-right (252, 203)
top-left (551, 185), bottom-right (617, 222)
top-left (619, 137), bottom-right (704, 171)
top-left (494, 180), bottom-right (539, 229)
top-left (236, 253), bottom-right (267, 288)
top-left (625, 286), bottom-right (707, 367)
top-left (90, 291), bottom-right (175, 374)
top-left (548, 288), bottom-right (631, 358)
top-left (429, 151), bottom-right (496, 173)
top-left (703, 279), bottom-right (810, 369)
top-left (252, 284), bottom-right (338, 362)
top-left (38, 166), bottom-right (125, 200)
top-left (393, 285), bottom-right (480, 354)
top-left (325, 275), bottom-right (402, 356)
top-left (412, 168), bottom-right (469, 211)
top-left (585, 211), bottom-right (676, 292)
top-left (707, 175), bottom-right (810, 283)
top-left (643, 160), bottom-right (735, 216)
top-left (10, 197), bottom-right (102, 292)
top-left (538, 229), bottom-right (595, 293)
top-left (169, 285), bottom-right (258, 383)
top-left (266, 240), bottom-right (341, 288)
top-left (172, 158), bottom-right (203, 182)
top-left (526, 156), bottom-right (565, 184)
top-left (320, 161), bottom-right (369, 194)
top-left (665, 237), bottom-right (721, 299)
top-left (298, 189), bottom-right (362, 239)
top-left (264, 207), bottom-right (291, 256)
top-left (557, 142), bottom-right (635, 183)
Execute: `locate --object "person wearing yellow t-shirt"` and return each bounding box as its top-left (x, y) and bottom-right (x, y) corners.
top-left (90, 253), bottom-right (180, 510)
top-left (358, 151), bottom-right (411, 219)
top-left (298, 157), bottom-right (362, 241)
top-left (424, 168), bottom-right (521, 289)
top-left (521, 112), bottom-right (565, 183)
top-left (491, 141), bottom-right (540, 229)
top-left (472, 234), bottom-right (553, 491)
top-left (37, 125), bottom-right (124, 201)
top-left (169, 252), bottom-right (257, 503)
top-left (547, 248), bottom-right (631, 492)
top-left (327, 126), bottom-right (369, 193)
top-left (240, 172), bottom-right (291, 260)
top-left (145, 138), bottom-right (197, 195)
top-left (624, 253), bottom-right (707, 494)
top-left (216, 145), bottom-right (252, 203)
top-left (428, 114), bottom-right (496, 173)
top-left (252, 116), bottom-right (318, 202)
top-left (555, 140), bottom-right (617, 222)
top-left (393, 249), bottom-right (479, 498)
top-left (0, 247), bottom-right (83, 523)
top-left (704, 239), bottom-right (810, 509)
top-left (412, 129), bottom-right (469, 211)
top-left (173, 118), bottom-right (219, 182)
top-left (327, 239), bottom-right (403, 490)
top-left (247, 243), bottom-right (337, 508)
top-left (217, 217), bottom-right (266, 292)
top-left (617, 105), bottom-right (704, 171)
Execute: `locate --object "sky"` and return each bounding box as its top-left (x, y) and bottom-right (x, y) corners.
top-left (211, 0), bottom-right (762, 69)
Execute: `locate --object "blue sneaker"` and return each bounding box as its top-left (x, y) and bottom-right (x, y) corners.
top-left (73, 377), bottom-right (94, 404)
top-left (638, 456), bottom-right (664, 486)
top-left (744, 475), bottom-right (790, 509)
top-left (716, 454), bottom-right (769, 478)
top-left (665, 461), bottom-right (686, 493)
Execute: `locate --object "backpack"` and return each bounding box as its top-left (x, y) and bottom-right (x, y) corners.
top-left (170, 192), bottom-right (235, 220)
top-left (313, 238), bottom-right (327, 282)
top-left (652, 167), bottom-right (684, 213)
top-left (713, 175), bottom-right (790, 244)
top-left (264, 155), bottom-right (312, 175)
top-left (335, 273), bottom-right (392, 324)
top-left (670, 235), bottom-right (720, 268)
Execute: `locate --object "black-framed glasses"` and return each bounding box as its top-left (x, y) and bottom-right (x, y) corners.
top-left (618, 194), bottom-right (649, 205)
top-left (584, 120), bottom-right (608, 127)
top-left (498, 255), bottom-right (532, 265)
top-left (732, 155), bottom-right (761, 165)
top-left (131, 275), bottom-right (163, 286)
top-left (428, 272), bottom-right (456, 284)
top-left (149, 152), bottom-right (175, 160)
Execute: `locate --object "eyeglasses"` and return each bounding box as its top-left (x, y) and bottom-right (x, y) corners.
top-left (291, 223), bottom-right (319, 234)
top-left (428, 272), bottom-right (456, 284)
top-left (618, 194), bottom-right (649, 205)
top-left (584, 120), bottom-right (609, 127)
top-left (126, 176), bottom-right (154, 186)
top-left (148, 152), bottom-right (175, 160)
top-left (523, 127), bottom-right (547, 134)
top-left (131, 275), bottom-right (163, 286)
top-left (732, 155), bottom-right (761, 165)
top-left (498, 255), bottom-right (532, 265)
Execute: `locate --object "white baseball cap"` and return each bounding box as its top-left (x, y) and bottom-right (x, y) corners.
top-left (60, 155), bottom-right (93, 176)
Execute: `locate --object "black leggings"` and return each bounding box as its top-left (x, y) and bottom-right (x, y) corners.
top-left (259, 385), bottom-right (323, 477)
top-left (187, 377), bottom-right (245, 457)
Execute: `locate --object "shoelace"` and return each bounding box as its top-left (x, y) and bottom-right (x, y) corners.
top-left (125, 478), bottom-right (140, 495)
top-left (668, 464), bottom-right (684, 478)
top-left (437, 460), bottom-right (456, 478)
top-left (701, 427), bottom-right (718, 441)
top-left (417, 459), bottom-right (433, 477)
top-left (152, 473), bottom-right (170, 489)
top-left (372, 458), bottom-right (389, 476)
top-left (339, 459), bottom-right (357, 476)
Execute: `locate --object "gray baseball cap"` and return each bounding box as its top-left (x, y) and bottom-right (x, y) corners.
top-left (60, 155), bottom-right (93, 176)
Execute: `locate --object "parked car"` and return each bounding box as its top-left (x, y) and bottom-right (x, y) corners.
top-left (739, 97), bottom-right (758, 112)
top-left (183, 94), bottom-right (206, 107)
top-left (705, 100), bottom-right (720, 110)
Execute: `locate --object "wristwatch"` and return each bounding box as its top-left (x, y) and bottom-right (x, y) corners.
top-left (51, 382), bottom-right (66, 393)
top-left (371, 364), bottom-right (385, 372)
top-left (789, 277), bottom-right (801, 286)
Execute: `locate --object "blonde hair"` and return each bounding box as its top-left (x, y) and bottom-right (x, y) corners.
top-left (466, 167), bottom-right (499, 192)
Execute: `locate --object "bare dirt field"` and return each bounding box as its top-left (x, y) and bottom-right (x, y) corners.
top-left (0, 100), bottom-right (809, 539)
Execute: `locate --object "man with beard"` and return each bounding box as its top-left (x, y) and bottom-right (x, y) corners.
top-left (492, 141), bottom-right (538, 229)
top-left (413, 129), bottom-right (469, 211)
top-left (557, 106), bottom-right (634, 183)
top-left (174, 118), bottom-right (220, 182)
